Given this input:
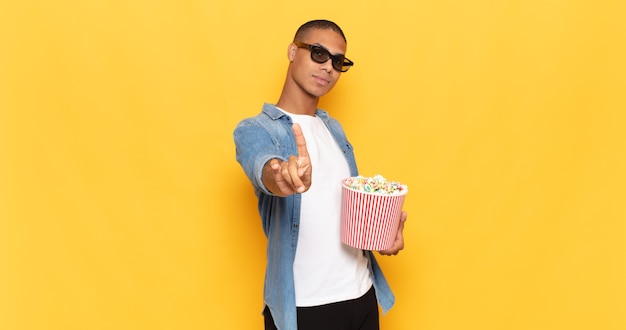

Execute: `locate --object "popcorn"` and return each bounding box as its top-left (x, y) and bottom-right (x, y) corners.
top-left (342, 175), bottom-right (407, 195)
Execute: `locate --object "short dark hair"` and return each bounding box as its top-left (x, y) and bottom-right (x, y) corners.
top-left (293, 19), bottom-right (347, 43)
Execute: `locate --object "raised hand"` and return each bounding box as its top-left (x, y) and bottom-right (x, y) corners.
top-left (263, 123), bottom-right (312, 196)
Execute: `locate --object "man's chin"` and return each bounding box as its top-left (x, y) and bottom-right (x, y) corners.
top-left (309, 86), bottom-right (334, 98)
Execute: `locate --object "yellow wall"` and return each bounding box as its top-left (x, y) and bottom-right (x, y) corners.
top-left (1, 1), bottom-right (625, 329)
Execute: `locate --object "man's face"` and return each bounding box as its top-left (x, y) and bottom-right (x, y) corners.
top-left (289, 29), bottom-right (348, 98)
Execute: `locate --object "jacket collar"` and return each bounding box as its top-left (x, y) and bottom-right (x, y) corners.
top-left (262, 103), bottom-right (329, 121)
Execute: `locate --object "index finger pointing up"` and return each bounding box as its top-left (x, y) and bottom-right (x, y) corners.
top-left (291, 123), bottom-right (309, 158)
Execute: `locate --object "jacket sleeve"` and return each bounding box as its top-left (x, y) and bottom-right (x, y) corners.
top-left (234, 118), bottom-right (287, 196)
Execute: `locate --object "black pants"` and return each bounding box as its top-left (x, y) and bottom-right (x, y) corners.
top-left (264, 286), bottom-right (379, 330)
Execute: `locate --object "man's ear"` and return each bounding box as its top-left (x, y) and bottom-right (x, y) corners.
top-left (288, 43), bottom-right (297, 61)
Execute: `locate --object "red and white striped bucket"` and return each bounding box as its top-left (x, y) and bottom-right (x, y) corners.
top-left (340, 180), bottom-right (407, 251)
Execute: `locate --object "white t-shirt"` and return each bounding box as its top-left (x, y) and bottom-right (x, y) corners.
top-left (283, 110), bottom-right (372, 307)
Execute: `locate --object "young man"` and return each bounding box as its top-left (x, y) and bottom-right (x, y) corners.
top-left (234, 19), bottom-right (407, 330)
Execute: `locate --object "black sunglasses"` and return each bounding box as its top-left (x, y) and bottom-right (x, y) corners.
top-left (294, 42), bottom-right (354, 72)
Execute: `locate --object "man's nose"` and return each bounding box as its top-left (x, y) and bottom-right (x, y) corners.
top-left (320, 59), bottom-right (333, 73)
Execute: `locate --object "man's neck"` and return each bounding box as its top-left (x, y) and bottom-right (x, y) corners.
top-left (275, 77), bottom-right (319, 116)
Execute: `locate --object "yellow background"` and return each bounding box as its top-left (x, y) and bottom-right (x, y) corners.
top-left (1, 1), bottom-right (625, 329)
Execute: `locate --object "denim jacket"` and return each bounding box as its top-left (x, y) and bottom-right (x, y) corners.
top-left (234, 103), bottom-right (395, 330)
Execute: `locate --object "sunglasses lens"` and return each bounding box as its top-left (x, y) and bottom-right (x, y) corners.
top-left (310, 46), bottom-right (330, 64)
top-left (331, 57), bottom-right (343, 71)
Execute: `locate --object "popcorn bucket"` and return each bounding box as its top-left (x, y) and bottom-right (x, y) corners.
top-left (340, 178), bottom-right (407, 251)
